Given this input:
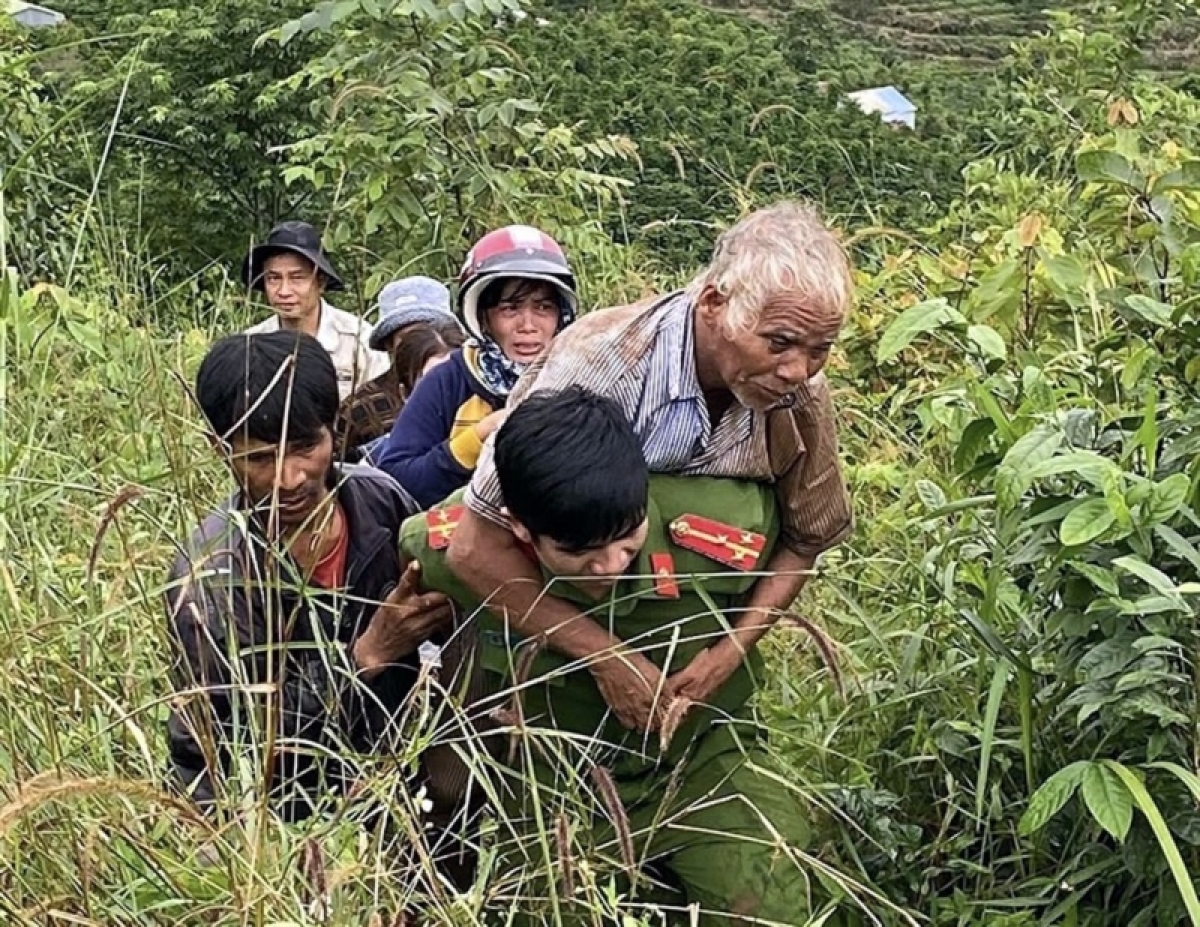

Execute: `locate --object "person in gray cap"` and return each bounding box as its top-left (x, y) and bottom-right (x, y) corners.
top-left (335, 276), bottom-right (465, 462)
top-left (243, 220), bottom-right (389, 400)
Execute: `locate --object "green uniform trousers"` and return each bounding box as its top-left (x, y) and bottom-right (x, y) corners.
top-left (489, 706), bottom-right (849, 927)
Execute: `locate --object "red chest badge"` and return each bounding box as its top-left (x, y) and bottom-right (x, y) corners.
top-left (668, 515), bottom-right (766, 571)
top-left (425, 504), bottom-right (464, 551)
top-left (649, 552), bottom-right (680, 599)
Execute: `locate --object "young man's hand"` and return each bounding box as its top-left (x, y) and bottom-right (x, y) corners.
top-left (589, 649), bottom-right (666, 732)
top-left (353, 563), bottom-right (453, 678)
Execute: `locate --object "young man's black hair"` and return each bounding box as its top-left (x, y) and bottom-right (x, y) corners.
top-left (196, 331), bottom-right (338, 446)
top-left (493, 385), bottom-right (648, 553)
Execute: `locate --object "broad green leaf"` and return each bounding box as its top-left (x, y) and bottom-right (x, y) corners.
top-left (1150, 161), bottom-right (1200, 195)
top-left (995, 426), bottom-right (1063, 511)
top-left (1060, 499), bottom-right (1115, 546)
top-left (1069, 561), bottom-right (1120, 596)
top-left (1120, 343), bottom-right (1157, 391)
top-left (967, 324), bottom-right (1006, 360)
top-left (1154, 524), bottom-right (1200, 574)
top-left (1102, 467), bottom-right (1134, 533)
top-left (969, 382), bottom-right (1016, 444)
top-left (1081, 763), bottom-right (1132, 842)
top-left (1147, 473), bottom-right (1191, 524)
top-left (1105, 762), bottom-right (1200, 924)
top-left (1077, 639), bottom-right (1138, 681)
top-left (970, 258), bottom-right (1023, 322)
top-left (1113, 555), bottom-right (1177, 595)
top-left (954, 419), bottom-right (996, 473)
top-left (1125, 295), bottom-right (1174, 327)
top-left (1019, 761), bottom-right (1089, 836)
top-left (876, 298), bottom-right (965, 363)
top-left (1041, 253), bottom-right (1088, 298)
top-left (1026, 451), bottom-right (1119, 488)
top-left (278, 18), bottom-right (303, 45)
top-left (1076, 150), bottom-right (1146, 190)
top-left (1119, 594), bottom-right (1190, 616)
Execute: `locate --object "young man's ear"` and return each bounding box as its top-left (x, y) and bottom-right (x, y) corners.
top-left (502, 508), bottom-right (534, 546)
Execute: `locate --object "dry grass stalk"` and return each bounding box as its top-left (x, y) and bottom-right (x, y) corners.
top-left (85, 483), bottom-right (144, 582)
top-left (658, 695), bottom-right (694, 752)
top-left (302, 836), bottom-right (330, 922)
top-left (778, 612), bottom-right (845, 698)
top-left (588, 764), bottom-right (636, 887)
top-left (0, 773), bottom-right (210, 836)
top-left (555, 812), bottom-right (575, 898)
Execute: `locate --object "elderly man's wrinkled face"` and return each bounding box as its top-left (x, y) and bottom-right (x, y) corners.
top-left (700, 288), bottom-right (843, 412)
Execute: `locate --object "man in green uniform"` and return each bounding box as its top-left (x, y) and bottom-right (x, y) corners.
top-left (401, 387), bottom-right (864, 925)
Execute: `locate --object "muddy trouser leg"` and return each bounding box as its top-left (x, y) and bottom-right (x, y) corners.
top-left (621, 716), bottom-right (856, 927)
top-left (499, 715), bottom-right (856, 925)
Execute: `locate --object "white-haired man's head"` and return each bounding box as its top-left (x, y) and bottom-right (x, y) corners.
top-left (689, 201), bottom-right (851, 412)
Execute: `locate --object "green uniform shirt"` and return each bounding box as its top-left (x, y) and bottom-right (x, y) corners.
top-left (401, 474), bottom-right (779, 773)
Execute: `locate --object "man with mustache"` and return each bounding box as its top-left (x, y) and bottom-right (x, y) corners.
top-left (447, 200), bottom-right (854, 733)
top-left (165, 331), bottom-right (453, 821)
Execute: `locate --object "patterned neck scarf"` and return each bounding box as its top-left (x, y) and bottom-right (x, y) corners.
top-left (472, 338), bottom-right (527, 398)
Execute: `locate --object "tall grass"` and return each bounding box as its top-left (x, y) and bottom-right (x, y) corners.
top-left (0, 238), bottom-right (899, 924)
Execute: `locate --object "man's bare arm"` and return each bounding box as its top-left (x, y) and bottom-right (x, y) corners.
top-left (446, 508), bottom-right (618, 659)
top-left (664, 547), bottom-right (816, 706)
top-left (446, 507), bottom-right (667, 730)
top-left (729, 546), bottom-right (815, 652)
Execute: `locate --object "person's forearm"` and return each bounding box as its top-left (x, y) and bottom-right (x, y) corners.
top-left (725, 547), bottom-right (816, 653)
top-left (447, 509), bottom-right (622, 662)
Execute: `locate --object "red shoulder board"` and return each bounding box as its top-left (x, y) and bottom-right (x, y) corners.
top-left (668, 514), bottom-right (766, 572)
top-left (649, 552), bottom-right (680, 599)
top-left (425, 505), bottom-right (464, 551)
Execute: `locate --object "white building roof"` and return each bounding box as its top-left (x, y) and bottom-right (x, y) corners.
top-left (847, 85), bottom-right (917, 129)
top-left (7, 1), bottom-right (66, 27)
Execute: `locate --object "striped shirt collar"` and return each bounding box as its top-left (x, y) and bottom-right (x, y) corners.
top-left (658, 292), bottom-right (703, 404)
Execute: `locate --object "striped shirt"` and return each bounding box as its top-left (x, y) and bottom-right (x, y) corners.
top-left (464, 291), bottom-right (853, 557)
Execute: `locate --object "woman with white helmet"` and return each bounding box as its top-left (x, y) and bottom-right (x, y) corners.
top-left (375, 225), bottom-right (578, 509)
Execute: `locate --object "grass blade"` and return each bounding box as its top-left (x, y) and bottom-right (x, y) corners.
top-left (1105, 761), bottom-right (1200, 926)
top-left (975, 659), bottom-right (1009, 828)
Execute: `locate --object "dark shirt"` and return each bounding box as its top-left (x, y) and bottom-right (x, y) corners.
top-left (376, 348), bottom-right (502, 509)
top-left (164, 464), bottom-right (419, 820)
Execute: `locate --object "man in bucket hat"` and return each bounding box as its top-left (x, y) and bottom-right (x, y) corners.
top-left (242, 220), bottom-right (388, 400)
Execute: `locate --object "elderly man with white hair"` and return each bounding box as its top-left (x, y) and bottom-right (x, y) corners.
top-left (448, 200), bottom-right (854, 731)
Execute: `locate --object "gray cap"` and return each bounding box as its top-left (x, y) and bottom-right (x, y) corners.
top-left (369, 275), bottom-right (457, 350)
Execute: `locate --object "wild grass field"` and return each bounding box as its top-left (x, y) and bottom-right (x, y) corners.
top-left (6, 0), bottom-right (1200, 923)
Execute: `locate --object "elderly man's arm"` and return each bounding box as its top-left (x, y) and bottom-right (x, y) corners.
top-left (447, 507), bottom-right (667, 731)
top-left (664, 548), bottom-right (814, 704)
top-left (667, 377), bottom-right (851, 705)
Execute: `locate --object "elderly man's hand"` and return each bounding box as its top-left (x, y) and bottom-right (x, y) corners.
top-left (353, 563), bottom-right (453, 678)
top-left (589, 649), bottom-right (666, 732)
top-left (665, 641), bottom-right (744, 708)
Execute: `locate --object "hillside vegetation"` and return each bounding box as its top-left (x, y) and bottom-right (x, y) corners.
top-left (5, 0), bottom-right (1200, 923)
